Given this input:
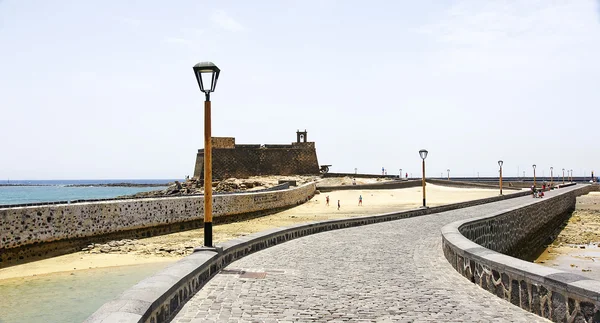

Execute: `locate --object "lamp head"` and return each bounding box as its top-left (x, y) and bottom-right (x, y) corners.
top-left (533, 164), bottom-right (536, 170)
top-left (193, 62), bottom-right (220, 93)
top-left (419, 149), bottom-right (428, 160)
top-left (498, 160), bottom-right (503, 167)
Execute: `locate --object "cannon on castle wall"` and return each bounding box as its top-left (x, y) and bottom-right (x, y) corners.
top-left (320, 165), bottom-right (332, 174)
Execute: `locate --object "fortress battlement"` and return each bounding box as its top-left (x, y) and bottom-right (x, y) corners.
top-left (193, 130), bottom-right (320, 180)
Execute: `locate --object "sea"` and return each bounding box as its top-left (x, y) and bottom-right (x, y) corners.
top-left (0, 179), bottom-right (176, 206)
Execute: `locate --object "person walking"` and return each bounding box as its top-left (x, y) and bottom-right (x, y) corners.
top-left (326, 195), bottom-right (330, 206)
top-left (337, 200), bottom-right (340, 210)
top-left (358, 195), bottom-right (363, 206)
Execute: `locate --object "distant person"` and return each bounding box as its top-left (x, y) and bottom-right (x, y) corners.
top-left (326, 195), bottom-right (330, 206)
top-left (337, 200), bottom-right (340, 210)
top-left (385, 170), bottom-right (388, 175)
top-left (382, 167), bottom-right (385, 175)
top-left (358, 195), bottom-right (363, 206)
top-left (405, 173), bottom-right (408, 179)
top-left (352, 178), bottom-right (356, 185)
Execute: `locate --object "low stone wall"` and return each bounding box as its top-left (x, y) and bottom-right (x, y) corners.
top-left (86, 190), bottom-right (532, 323)
top-left (0, 183), bottom-right (316, 267)
top-left (427, 178), bottom-right (521, 191)
top-left (317, 179), bottom-right (421, 192)
top-left (442, 184), bottom-right (600, 322)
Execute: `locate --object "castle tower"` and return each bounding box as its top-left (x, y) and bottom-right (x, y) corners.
top-left (296, 129), bottom-right (308, 143)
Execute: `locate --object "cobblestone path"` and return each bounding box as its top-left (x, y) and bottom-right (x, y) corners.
top-left (173, 194), bottom-right (550, 322)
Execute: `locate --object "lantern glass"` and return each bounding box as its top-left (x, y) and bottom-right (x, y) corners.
top-left (498, 160), bottom-right (503, 167)
top-left (419, 149), bottom-right (428, 160)
top-left (193, 62), bottom-right (220, 93)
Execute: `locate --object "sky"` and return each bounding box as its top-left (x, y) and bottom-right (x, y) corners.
top-left (0, 0), bottom-right (599, 180)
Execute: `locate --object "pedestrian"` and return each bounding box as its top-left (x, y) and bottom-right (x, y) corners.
top-left (352, 178), bottom-right (356, 185)
top-left (405, 172), bottom-right (408, 179)
top-left (337, 200), bottom-right (340, 210)
top-left (382, 167), bottom-right (385, 175)
top-left (326, 195), bottom-right (330, 206)
top-left (358, 195), bottom-right (362, 206)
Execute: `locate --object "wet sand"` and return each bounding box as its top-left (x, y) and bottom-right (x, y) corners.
top-left (0, 184), bottom-right (511, 280)
top-left (534, 191), bottom-right (600, 280)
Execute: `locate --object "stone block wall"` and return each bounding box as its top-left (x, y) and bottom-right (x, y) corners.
top-left (193, 138), bottom-right (320, 180)
top-left (0, 183), bottom-right (316, 266)
top-left (442, 184), bottom-right (600, 322)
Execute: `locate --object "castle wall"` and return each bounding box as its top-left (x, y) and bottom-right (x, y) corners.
top-left (193, 141), bottom-right (319, 179)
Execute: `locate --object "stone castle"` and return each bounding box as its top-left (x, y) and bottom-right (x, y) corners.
top-left (193, 130), bottom-right (320, 180)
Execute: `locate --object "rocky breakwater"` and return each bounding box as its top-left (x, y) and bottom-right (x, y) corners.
top-left (123, 176), bottom-right (318, 198)
top-left (82, 239), bottom-right (196, 257)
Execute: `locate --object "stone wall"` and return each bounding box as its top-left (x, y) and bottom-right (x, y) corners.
top-left (86, 190), bottom-right (533, 323)
top-left (0, 183), bottom-right (316, 267)
top-left (317, 180), bottom-right (422, 192)
top-left (193, 138), bottom-right (320, 180)
top-left (442, 184), bottom-right (600, 322)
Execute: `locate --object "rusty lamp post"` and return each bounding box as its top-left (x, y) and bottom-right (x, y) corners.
top-left (193, 61), bottom-right (220, 248)
top-left (419, 149), bottom-right (428, 207)
top-left (532, 164), bottom-right (537, 187)
top-left (498, 160), bottom-right (503, 195)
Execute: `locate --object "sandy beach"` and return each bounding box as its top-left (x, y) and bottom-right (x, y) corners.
top-left (534, 191), bottom-right (600, 279)
top-left (0, 183), bottom-right (512, 280)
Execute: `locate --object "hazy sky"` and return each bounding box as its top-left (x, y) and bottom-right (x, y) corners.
top-left (1, 0), bottom-right (599, 180)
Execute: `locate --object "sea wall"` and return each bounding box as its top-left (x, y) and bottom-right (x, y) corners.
top-left (0, 183), bottom-right (316, 267)
top-left (86, 190), bottom-right (532, 323)
top-left (442, 184), bottom-right (600, 322)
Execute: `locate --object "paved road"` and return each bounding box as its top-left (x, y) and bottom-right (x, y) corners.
top-left (173, 194), bottom-right (550, 322)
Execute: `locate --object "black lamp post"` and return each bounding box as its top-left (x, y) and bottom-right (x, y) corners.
top-left (447, 169), bottom-right (450, 180)
top-left (419, 149), bottom-right (428, 207)
top-left (193, 61), bottom-right (220, 248)
top-left (550, 167), bottom-right (553, 187)
top-left (498, 160), bottom-right (503, 195)
top-left (532, 164), bottom-right (537, 187)
top-left (562, 168), bottom-right (565, 184)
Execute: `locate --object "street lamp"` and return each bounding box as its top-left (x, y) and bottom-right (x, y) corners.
top-left (193, 61), bottom-right (220, 248)
top-left (562, 168), bottom-right (565, 184)
top-left (400, 168), bottom-right (403, 180)
top-left (550, 167), bottom-right (553, 188)
top-left (570, 169), bottom-right (573, 182)
top-left (532, 164), bottom-right (537, 187)
top-left (419, 149), bottom-right (428, 207)
top-left (447, 169), bottom-right (450, 180)
top-left (354, 168), bottom-right (357, 174)
top-left (498, 160), bottom-right (503, 195)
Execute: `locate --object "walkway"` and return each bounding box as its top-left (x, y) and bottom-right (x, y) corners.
top-left (173, 194), bottom-right (551, 322)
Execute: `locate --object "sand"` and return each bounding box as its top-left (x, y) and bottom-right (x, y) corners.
top-left (0, 184), bottom-right (512, 280)
top-left (534, 191), bottom-right (600, 279)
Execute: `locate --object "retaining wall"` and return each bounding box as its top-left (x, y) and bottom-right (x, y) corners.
top-left (442, 184), bottom-right (600, 322)
top-left (0, 183), bottom-right (316, 267)
top-left (317, 179), bottom-right (422, 192)
top-left (86, 190), bottom-right (533, 323)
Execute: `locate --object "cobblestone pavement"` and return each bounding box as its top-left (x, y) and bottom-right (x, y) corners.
top-left (173, 195), bottom-right (550, 322)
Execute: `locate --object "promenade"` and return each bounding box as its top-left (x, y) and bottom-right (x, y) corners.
top-left (172, 194), bottom-right (553, 322)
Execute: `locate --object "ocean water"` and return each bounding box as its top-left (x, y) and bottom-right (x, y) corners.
top-left (0, 262), bottom-right (174, 323)
top-left (0, 179), bottom-right (177, 206)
